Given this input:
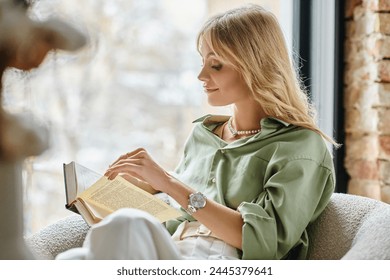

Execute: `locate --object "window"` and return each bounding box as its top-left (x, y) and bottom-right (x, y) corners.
top-left (2, 0), bottom-right (293, 234)
top-left (293, 0), bottom-right (347, 192)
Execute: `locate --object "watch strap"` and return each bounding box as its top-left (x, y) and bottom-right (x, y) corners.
top-left (185, 205), bottom-right (197, 215)
top-left (185, 192), bottom-right (206, 215)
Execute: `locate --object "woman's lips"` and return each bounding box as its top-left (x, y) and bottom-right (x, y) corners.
top-left (204, 87), bottom-right (219, 93)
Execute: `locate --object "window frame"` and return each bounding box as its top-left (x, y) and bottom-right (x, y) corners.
top-left (293, 0), bottom-right (348, 193)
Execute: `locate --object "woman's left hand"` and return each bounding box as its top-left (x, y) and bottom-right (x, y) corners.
top-left (104, 148), bottom-right (171, 193)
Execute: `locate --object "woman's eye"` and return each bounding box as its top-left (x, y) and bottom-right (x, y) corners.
top-left (211, 64), bottom-right (223, 71)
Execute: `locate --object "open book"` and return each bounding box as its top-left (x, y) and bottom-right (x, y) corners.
top-left (63, 161), bottom-right (182, 226)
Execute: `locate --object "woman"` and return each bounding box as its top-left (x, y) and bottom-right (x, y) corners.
top-left (58, 4), bottom-right (336, 260)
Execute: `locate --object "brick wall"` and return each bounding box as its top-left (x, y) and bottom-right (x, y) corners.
top-left (344, 0), bottom-right (390, 203)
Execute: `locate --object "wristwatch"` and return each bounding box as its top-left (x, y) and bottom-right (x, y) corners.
top-left (186, 192), bottom-right (207, 215)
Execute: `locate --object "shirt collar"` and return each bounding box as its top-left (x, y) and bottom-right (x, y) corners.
top-left (193, 114), bottom-right (291, 128)
top-left (261, 117), bottom-right (290, 128)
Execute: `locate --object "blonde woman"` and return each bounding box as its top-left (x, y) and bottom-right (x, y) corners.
top-left (58, 4), bottom-right (336, 260)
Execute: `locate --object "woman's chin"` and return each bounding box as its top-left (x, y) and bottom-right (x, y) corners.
top-left (207, 99), bottom-right (230, 107)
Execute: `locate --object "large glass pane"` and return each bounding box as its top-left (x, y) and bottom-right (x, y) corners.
top-left (2, 0), bottom-right (293, 234)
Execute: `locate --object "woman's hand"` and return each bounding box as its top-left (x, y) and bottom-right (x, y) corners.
top-left (104, 148), bottom-right (171, 194)
top-left (105, 149), bottom-right (244, 250)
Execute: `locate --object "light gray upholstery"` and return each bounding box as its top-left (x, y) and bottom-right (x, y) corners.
top-left (307, 193), bottom-right (390, 259)
top-left (25, 193), bottom-right (390, 260)
top-left (26, 214), bottom-right (90, 259)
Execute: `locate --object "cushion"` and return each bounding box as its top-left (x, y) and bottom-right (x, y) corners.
top-left (26, 193), bottom-right (390, 260)
top-left (307, 193), bottom-right (390, 259)
top-left (26, 214), bottom-right (89, 259)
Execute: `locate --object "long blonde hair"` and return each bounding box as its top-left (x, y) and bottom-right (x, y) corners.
top-left (197, 4), bottom-right (338, 146)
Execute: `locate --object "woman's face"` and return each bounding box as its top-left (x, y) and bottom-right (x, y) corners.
top-left (197, 40), bottom-right (252, 107)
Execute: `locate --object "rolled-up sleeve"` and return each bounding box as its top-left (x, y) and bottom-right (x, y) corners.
top-left (238, 158), bottom-right (334, 259)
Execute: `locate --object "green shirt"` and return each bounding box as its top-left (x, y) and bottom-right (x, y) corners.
top-left (166, 115), bottom-right (335, 260)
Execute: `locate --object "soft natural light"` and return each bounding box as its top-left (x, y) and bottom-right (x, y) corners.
top-left (2, 0), bottom-right (293, 235)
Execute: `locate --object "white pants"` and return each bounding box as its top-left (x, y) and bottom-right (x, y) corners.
top-left (56, 208), bottom-right (239, 260)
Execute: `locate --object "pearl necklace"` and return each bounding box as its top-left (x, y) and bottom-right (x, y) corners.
top-left (227, 118), bottom-right (261, 136)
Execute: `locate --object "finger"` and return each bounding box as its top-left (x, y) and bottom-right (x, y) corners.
top-left (109, 157), bottom-right (148, 176)
top-left (105, 169), bottom-right (142, 181)
top-left (109, 154), bottom-right (128, 168)
top-left (105, 161), bottom-right (143, 180)
top-left (109, 153), bottom-right (134, 168)
top-left (122, 174), bottom-right (159, 194)
top-left (121, 174), bottom-right (142, 186)
top-left (126, 147), bottom-right (146, 158)
top-left (108, 159), bottom-right (145, 172)
top-left (110, 148), bottom-right (146, 167)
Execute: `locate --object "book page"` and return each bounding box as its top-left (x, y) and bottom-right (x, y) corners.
top-left (74, 200), bottom-right (99, 226)
top-left (78, 176), bottom-right (181, 223)
top-left (74, 162), bottom-right (102, 194)
top-left (63, 163), bottom-right (77, 206)
top-left (63, 161), bottom-right (101, 206)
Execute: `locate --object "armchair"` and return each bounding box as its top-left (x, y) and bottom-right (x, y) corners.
top-left (26, 193), bottom-right (390, 260)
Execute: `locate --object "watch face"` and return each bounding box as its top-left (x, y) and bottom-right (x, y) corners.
top-left (190, 192), bottom-right (206, 209)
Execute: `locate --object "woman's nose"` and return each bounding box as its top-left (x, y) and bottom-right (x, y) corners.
top-left (197, 66), bottom-right (209, 82)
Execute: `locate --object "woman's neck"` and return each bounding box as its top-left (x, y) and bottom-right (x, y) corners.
top-left (231, 102), bottom-right (266, 131)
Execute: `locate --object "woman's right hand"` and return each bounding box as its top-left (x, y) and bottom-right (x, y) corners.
top-left (105, 153), bottom-right (159, 195)
top-left (120, 173), bottom-right (159, 194)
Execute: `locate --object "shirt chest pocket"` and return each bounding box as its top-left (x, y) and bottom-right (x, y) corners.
top-left (223, 156), bottom-right (268, 209)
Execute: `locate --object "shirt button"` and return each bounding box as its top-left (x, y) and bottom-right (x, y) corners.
top-left (211, 178), bottom-right (216, 183)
